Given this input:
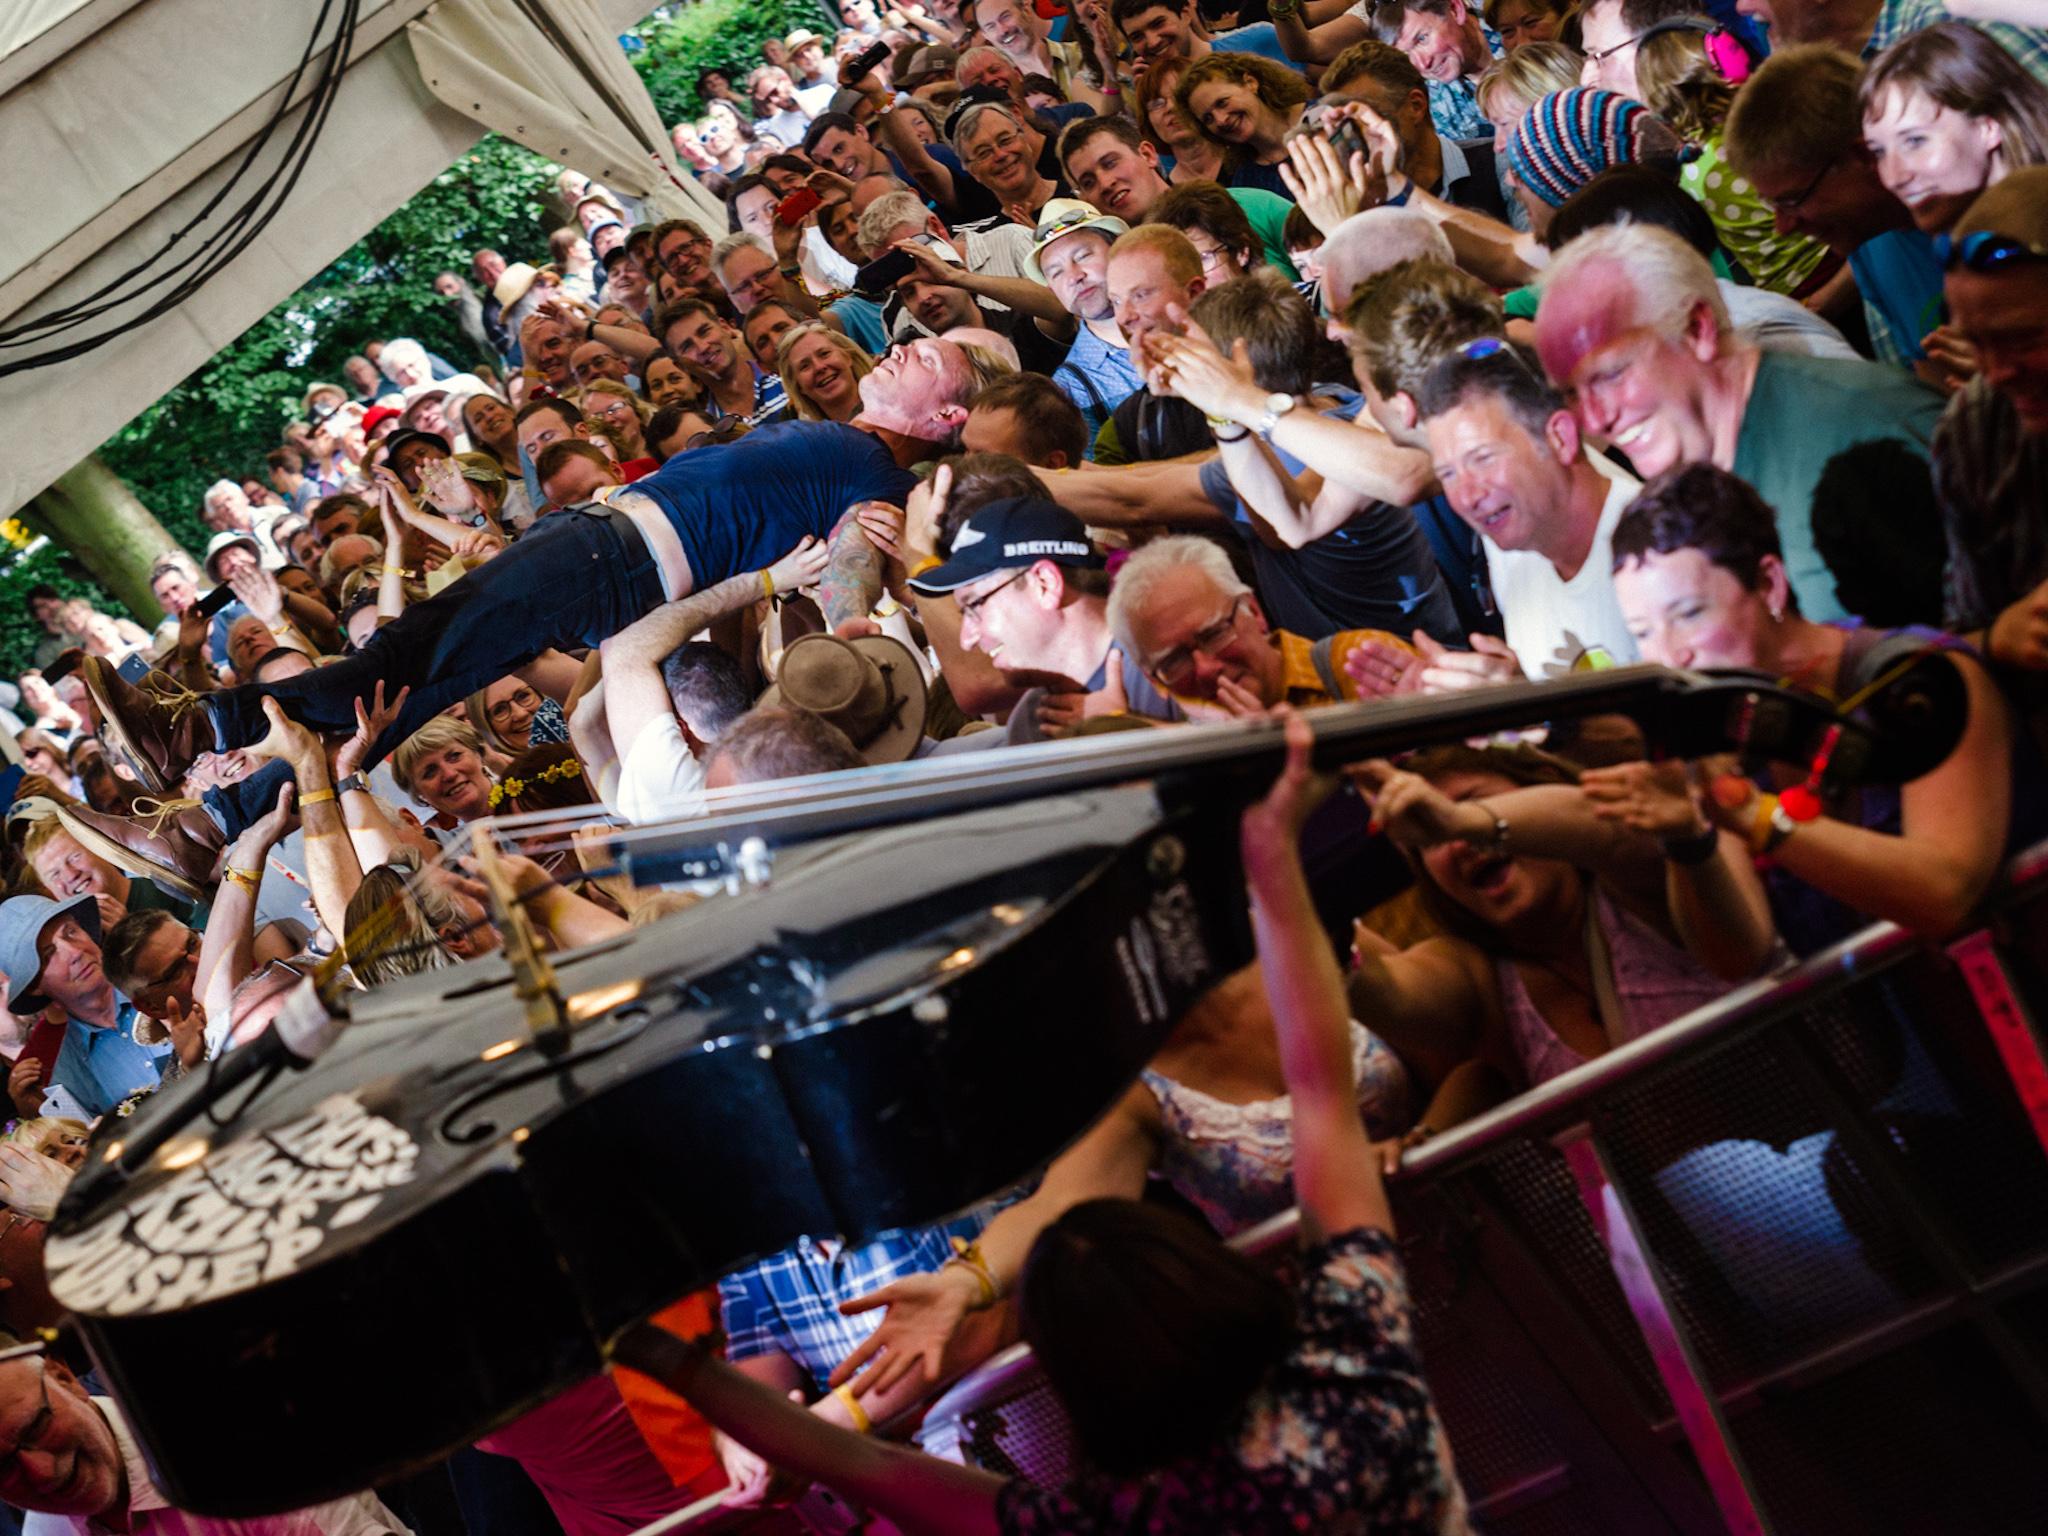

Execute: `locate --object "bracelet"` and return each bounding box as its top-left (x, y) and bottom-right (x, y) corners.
top-left (831, 1383), bottom-right (873, 1435)
top-left (1661, 823), bottom-right (1720, 866)
top-left (334, 773), bottom-right (368, 797)
top-left (298, 788), bottom-right (337, 807)
top-left (1212, 422), bottom-right (1250, 443)
top-left (944, 1237), bottom-right (999, 1308)
top-left (1476, 800), bottom-right (1510, 853)
top-left (224, 866), bottom-right (261, 896)
top-left (761, 569), bottom-right (775, 600)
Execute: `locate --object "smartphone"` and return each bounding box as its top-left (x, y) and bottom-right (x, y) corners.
top-left (845, 38), bottom-right (891, 82)
top-left (855, 247), bottom-right (920, 298)
top-left (116, 652), bottom-right (153, 686)
top-left (1295, 99), bottom-right (1369, 170)
top-left (40, 649), bottom-right (83, 685)
top-left (195, 582), bottom-right (238, 620)
top-left (776, 187), bottom-right (823, 226)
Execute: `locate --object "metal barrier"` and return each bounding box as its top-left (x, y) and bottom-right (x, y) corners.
top-left (918, 843), bottom-right (2048, 1536)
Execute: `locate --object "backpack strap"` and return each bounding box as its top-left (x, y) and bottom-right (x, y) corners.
top-left (1309, 632), bottom-right (1345, 699)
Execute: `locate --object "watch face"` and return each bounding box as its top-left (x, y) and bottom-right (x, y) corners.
top-left (1265, 392), bottom-right (1294, 416)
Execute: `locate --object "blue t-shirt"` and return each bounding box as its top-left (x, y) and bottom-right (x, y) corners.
top-left (1053, 326), bottom-right (1146, 452)
top-left (827, 294), bottom-right (891, 355)
top-left (626, 420), bottom-right (920, 587)
top-left (52, 1002), bottom-right (170, 1120)
top-left (1215, 22), bottom-right (1299, 66)
top-left (1197, 389), bottom-right (1463, 643)
top-left (1225, 158), bottom-right (1296, 202)
top-left (1848, 227), bottom-right (1945, 368)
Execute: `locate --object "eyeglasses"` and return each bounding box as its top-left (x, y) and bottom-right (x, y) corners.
top-left (487, 687), bottom-right (542, 724)
top-left (1763, 158), bottom-right (1835, 215)
top-left (957, 568), bottom-right (1027, 618)
top-left (1581, 30), bottom-right (1642, 62)
top-left (1935, 229), bottom-right (2048, 272)
top-left (1144, 593), bottom-right (1250, 688)
top-left (140, 931), bottom-right (201, 998)
top-left (966, 130), bottom-right (1027, 166)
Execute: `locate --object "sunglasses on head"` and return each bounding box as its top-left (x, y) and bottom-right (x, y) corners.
top-left (1935, 230), bottom-right (2048, 273)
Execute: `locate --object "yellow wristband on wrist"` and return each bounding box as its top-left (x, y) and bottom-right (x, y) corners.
top-left (298, 787), bottom-right (337, 807)
top-left (762, 568), bottom-right (775, 599)
top-left (224, 867), bottom-right (261, 896)
top-left (831, 1383), bottom-right (873, 1434)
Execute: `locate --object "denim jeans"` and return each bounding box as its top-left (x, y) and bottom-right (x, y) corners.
top-left (207, 509), bottom-right (663, 761)
top-left (198, 512), bottom-right (660, 842)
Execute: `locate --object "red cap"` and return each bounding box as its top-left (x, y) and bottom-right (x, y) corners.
top-left (360, 405), bottom-right (402, 438)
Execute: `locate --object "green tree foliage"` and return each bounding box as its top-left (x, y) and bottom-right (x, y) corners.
top-left (95, 136), bottom-right (554, 564)
top-left (630, 0), bottom-right (836, 124)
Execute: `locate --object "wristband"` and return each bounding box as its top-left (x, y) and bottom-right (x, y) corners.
top-left (298, 788), bottom-right (337, 807)
top-left (1212, 422), bottom-right (1250, 443)
top-left (761, 569), bottom-right (776, 600)
top-left (335, 773), bottom-right (368, 797)
top-left (224, 866), bottom-right (261, 897)
top-left (944, 1237), bottom-right (999, 1308)
top-left (1661, 823), bottom-right (1720, 866)
top-left (831, 1383), bottom-right (873, 1434)
top-left (1476, 800), bottom-right (1510, 853)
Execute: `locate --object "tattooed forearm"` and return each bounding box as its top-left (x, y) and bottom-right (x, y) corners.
top-left (818, 510), bottom-right (883, 628)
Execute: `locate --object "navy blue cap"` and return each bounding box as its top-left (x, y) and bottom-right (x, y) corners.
top-left (908, 496), bottom-right (1104, 595)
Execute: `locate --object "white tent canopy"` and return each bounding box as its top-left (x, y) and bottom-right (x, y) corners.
top-left (0, 0), bottom-right (684, 523)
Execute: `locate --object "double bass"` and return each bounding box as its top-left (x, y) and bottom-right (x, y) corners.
top-left (45, 663), bottom-right (1964, 1514)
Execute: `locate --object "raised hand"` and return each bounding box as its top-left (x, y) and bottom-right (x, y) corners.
top-left (246, 697), bottom-right (324, 777)
top-left (335, 681), bottom-right (411, 781)
top-left (228, 566), bottom-right (285, 626)
top-left (233, 775), bottom-right (299, 861)
top-left (7, 1055), bottom-right (45, 1119)
top-left (767, 534), bottom-right (833, 595)
top-left (1343, 635), bottom-right (1424, 698)
top-left (1412, 630), bottom-right (1523, 693)
top-left (1146, 315), bottom-right (1260, 422)
top-left (0, 1144), bottom-right (72, 1222)
top-left (1240, 707), bottom-right (1336, 848)
top-left (1351, 758), bottom-right (1494, 849)
top-left (1579, 758), bottom-right (1714, 840)
top-left (1279, 131), bottom-right (1376, 237)
top-left (160, 997), bottom-right (207, 1071)
top-left (827, 1266), bottom-right (982, 1395)
top-left (418, 456), bottom-right (476, 515)
top-left (449, 529), bottom-right (506, 566)
top-left (1989, 574), bottom-right (2048, 671)
top-left (904, 463), bottom-right (953, 563)
top-left (891, 239), bottom-right (972, 293)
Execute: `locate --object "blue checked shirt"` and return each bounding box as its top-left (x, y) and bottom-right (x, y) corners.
top-left (719, 1200), bottom-right (1006, 1392)
top-left (1347, 9), bottom-right (1502, 140)
top-left (1868, 0), bottom-right (2048, 85)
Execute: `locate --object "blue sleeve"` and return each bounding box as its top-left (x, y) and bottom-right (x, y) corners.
top-left (717, 1265), bottom-right (784, 1365)
top-left (1197, 457), bottom-right (1241, 520)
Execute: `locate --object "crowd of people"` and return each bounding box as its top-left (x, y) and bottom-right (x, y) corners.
top-left (0, 0), bottom-right (2045, 1526)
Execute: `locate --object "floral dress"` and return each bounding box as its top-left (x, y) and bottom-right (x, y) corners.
top-left (997, 1229), bottom-right (1470, 1534)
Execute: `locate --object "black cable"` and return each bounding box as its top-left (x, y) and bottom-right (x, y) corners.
top-left (0, 0), bottom-right (359, 376)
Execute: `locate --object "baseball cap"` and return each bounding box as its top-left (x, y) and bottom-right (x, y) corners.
top-left (380, 428), bottom-right (452, 465)
top-left (1024, 199), bottom-right (1129, 283)
top-left (907, 496), bottom-right (1104, 595)
top-left (360, 405), bottom-right (403, 438)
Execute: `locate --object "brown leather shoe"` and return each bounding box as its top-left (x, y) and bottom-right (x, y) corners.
top-left (81, 656), bottom-right (215, 796)
top-left (56, 801), bottom-right (225, 905)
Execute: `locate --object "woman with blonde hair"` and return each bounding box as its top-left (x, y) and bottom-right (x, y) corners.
top-left (1860, 20), bottom-right (2048, 234)
top-left (579, 379), bottom-right (655, 465)
top-left (775, 323), bottom-right (875, 423)
top-left (1632, 19), bottom-right (1840, 297)
top-left (1174, 52), bottom-right (1315, 197)
top-left (1475, 39), bottom-right (1582, 153)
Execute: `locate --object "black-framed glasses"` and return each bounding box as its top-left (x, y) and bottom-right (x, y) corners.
top-left (1935, 230), bottom-right (2048, 272)
top-left (1582, 30), bottom-right (1641, 62)
top-left (958, 568), bottom-right (1028, 619)
top-left (1763, 158), bottom-right (1835, 215)
top-left (1145, 592), bottom-right (1251, 688)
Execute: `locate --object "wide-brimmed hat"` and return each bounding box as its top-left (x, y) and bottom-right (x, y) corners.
top-left (202, 530), bottom-right (263, 582)
top-left (761, 632), bottom-right (928, 764)
top-left (493, 261), bottom-right (544, 307)
top-left (1024, 199), bottom-right (1129, 283)
top-left (0, 893), bottom-right (99, 1013)
top-left (784, 27), bottom-right (825, 50)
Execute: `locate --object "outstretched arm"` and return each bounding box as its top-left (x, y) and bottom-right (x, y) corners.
top-left (613, 1328), bottom-right (1005, 1536)
top-left (818, 512), bottom-right (886, 629)
top-left (1241, 710), bottom-right (1395, 1243)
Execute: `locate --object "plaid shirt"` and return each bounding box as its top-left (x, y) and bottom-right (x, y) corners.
top-left (1869, 0), bottom-right (2048, 84)
top-left (719, 1201), bottom-right (1005, 1392)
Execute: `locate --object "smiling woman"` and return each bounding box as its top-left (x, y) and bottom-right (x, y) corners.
top-left (1173, 53), bottom-right (1314, 192)
top-left (1859, 21), bottom-right (2048, 234)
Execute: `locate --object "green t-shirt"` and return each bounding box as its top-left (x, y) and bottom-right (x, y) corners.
top-left (1229, 188), bottom-right (1302, 283)
top-left (1731, 350), bottom-right (1944, 623)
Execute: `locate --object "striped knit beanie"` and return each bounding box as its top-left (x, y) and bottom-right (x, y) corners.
top-left (1506, 88), bottom-right (1653, 210)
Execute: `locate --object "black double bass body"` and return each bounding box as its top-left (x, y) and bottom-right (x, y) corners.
top-left (43, 662), bottom-right (1972, 1515)
top-left (48, 785), bottom-right (1246, 1515)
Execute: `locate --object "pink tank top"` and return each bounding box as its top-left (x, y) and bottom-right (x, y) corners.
top-left (1495, 887), bottom-right (1730, 1087)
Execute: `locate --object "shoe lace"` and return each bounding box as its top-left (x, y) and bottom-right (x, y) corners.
top-left (130, 796), bottom-right (204, 838)
top-left (136, 673), bottom-right (215, 717)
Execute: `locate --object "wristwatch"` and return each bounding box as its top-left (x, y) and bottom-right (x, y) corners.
top-left (1254, 392), bottom-right (1296, 440)
top-left (334, 773), bottom-right (369, 798)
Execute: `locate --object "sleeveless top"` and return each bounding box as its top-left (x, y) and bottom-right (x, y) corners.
top-left (1494, 887), bottom-right (1729, 1088)
top-left (1140, 1022), bottom-right (1412, 1239)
